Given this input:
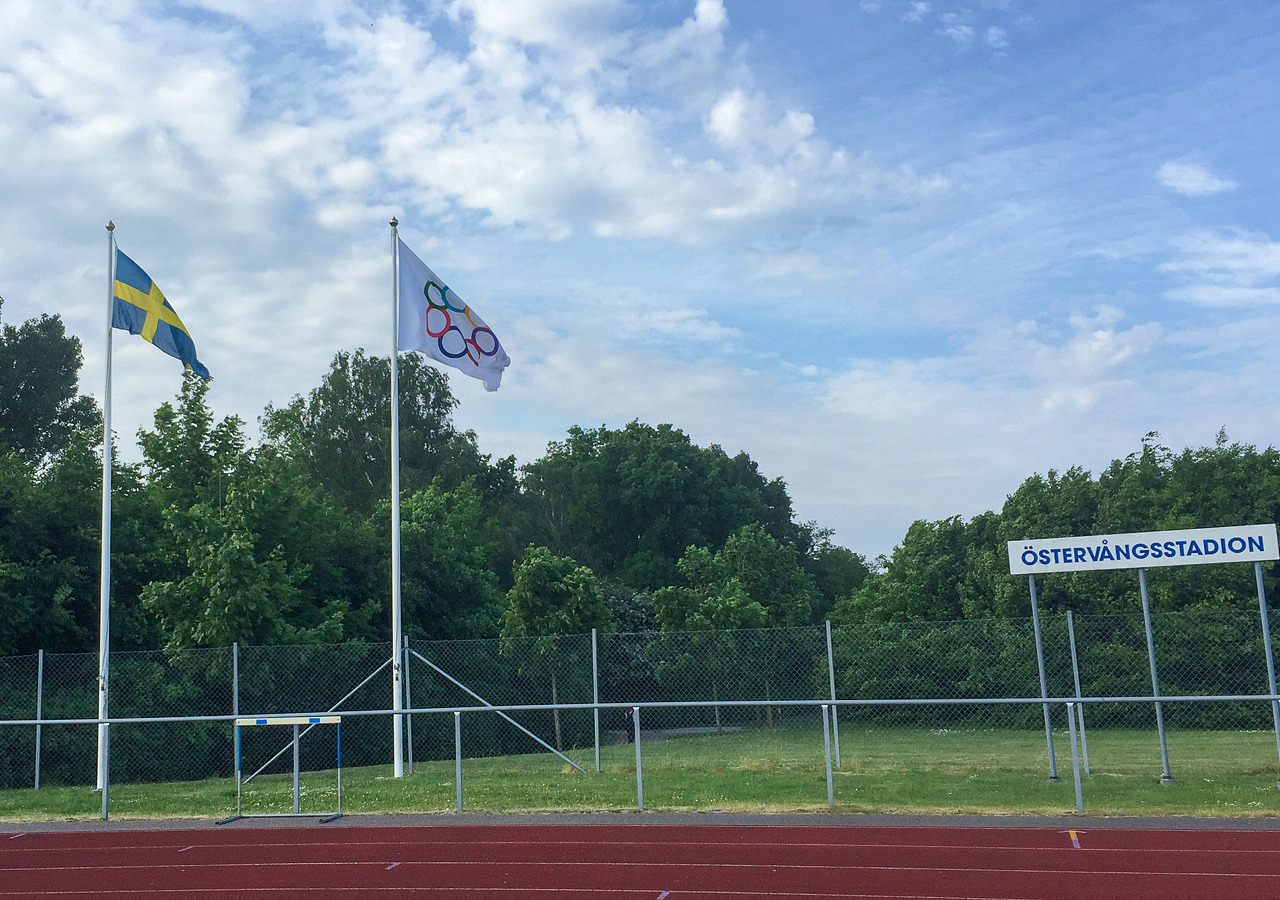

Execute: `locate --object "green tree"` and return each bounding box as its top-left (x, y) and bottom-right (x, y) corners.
top-left (499, 546), bottom-right (611, 749)
top-left (839, 517), bottom-right (971, 623)
top-left (138, 372), bottom-right (246, 512)
top-left (138, 374), bottom-right (371, 648)
top-left (652, 525), bottom-right (817, 729)
top-left (385, 479), bottom-right (504, 640)
top-left (0, 299), bottom-right (98, 464)
top-left (652, 546), bottom-right (766, 733)
top-left (0, 425), bottom-right (165, 655)
top-left (520, 421), bottom-right (803, 589)
top-left (140, 494), bottom-right (342, 649)
top-left (802, 528), bottom-right (873, 624)
top-left (262, 350), bottom-right (497, 514)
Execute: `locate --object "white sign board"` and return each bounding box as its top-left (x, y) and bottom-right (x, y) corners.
top-left (1008, 524), bottom-right (1279, 575)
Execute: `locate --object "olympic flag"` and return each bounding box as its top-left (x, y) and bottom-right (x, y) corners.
top-left (396, 238), bottom-right (510, 391)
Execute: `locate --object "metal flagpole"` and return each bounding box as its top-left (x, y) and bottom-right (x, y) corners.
top-left (97, 222), bottom-right (116, 791)
top-left (390, 218), bottom-right (405, 777)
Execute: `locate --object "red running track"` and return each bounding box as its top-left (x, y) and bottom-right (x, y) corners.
top-left (2, 823), bottom-right (1278, 899)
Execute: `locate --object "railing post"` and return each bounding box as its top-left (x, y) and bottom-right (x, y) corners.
top-left (403, 636), bottom-right (414, 775)
top-left (1066, 702), bottom-right (1084, 814)
top-left (231, 642), bottom-right (240, 790)
top-left (100, 721), bottom-right (110, 820)
top-left (34, 647), bottom-right (44, 788)
top-left (633, 706), bottom-right (643, 811)
top-left (292, 724), bottom-right (301, 813)
top-left (1066, 611), bottom-right (1089, 773)
top-left (455, 711), bottom-right (463, 812)
top-left (822, 704), bottom-right (834, 808)
top-left (592, 628), bottom-right (601, 773)
top-left (825, 621), bottom-right (840, 769)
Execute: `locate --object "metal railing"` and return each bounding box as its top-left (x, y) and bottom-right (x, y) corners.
top-left (2, 606), bottom-right (1279, 817)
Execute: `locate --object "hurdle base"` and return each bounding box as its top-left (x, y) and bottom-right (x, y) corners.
top-left (215, 812), bottom-right (343, 825)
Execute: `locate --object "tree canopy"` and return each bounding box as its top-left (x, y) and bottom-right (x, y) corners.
top-left (518, 421), bottom-right (803, 590)
top-left (0, 299), bottom-right (98, 465)
top-left (7, 295), bottom-right (1280, 656)
top-left (839, 432), bottom-right (1280, 624)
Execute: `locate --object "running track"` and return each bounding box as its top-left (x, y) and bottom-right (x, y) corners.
top-left (3, 821), bottom-right (1278, 898)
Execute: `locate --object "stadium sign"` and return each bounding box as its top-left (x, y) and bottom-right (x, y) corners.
top-left (1008, 524), bottom-right (1279, 575)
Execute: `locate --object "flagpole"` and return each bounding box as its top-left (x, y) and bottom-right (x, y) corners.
top-left (390, 218), bottom-right (405, 777)
top-left (97, 222), bottom-right (116, 791)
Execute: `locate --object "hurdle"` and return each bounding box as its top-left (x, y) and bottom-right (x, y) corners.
top-left (218, 715), bottom-right (342, 824)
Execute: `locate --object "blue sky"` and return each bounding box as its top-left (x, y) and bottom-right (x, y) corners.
top-left (3, 0), bottom-right (1279, 559)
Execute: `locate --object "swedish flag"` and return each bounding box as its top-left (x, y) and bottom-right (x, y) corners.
top-left (112, 250), bottom-right (210, 379)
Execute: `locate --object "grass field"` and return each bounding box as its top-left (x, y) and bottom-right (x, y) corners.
top-left (2, 722), bottom-right (1279, 822)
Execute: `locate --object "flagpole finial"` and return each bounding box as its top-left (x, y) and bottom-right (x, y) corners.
top-left (106, 221), bottom-right (115, 232)
top-left (390, 217), bottom-right (398, 228)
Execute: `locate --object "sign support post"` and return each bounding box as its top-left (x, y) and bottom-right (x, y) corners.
top-left (1028, 575), bottom-right (1059, 781)
top-left (1137, 568), bottom-right (1174, 783)
top-left (1010, 524), bottom-right (1279, 788)
top-left (1254, 562), bottom-right (1280, 785)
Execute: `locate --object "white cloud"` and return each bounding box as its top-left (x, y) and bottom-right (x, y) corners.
top-left (5, 0), bottom-right (1279, 564)
top-left (939, 23), bottom-right (975, 44)
top-left (1162, 231), bottom-right (1280, 305)
top-left (749, 251), bottom-right (853, 284)
top-left (1157, 161), bottom-right (1236, 197)
top-left (447, 0), bottom-right (627, 48)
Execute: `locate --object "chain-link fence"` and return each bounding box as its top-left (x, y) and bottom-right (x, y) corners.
top-left (2, 607), bottom-right (1279, 796)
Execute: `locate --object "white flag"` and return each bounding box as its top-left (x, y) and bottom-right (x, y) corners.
top-left (397, 238), bottom-right (510, 391)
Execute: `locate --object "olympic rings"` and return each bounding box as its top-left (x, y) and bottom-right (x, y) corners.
top-left (424, 280), bottom-right (467, 313)
top-left (422, 304), bottom-right (504, 367)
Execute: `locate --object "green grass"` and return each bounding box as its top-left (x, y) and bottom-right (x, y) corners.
top-left (3, 723), bottom-right (1279, 822)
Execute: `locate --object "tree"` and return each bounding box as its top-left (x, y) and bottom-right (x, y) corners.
top-left (140, 494), bottom-right (343, 649)
top-left (261, 350), bottom-right (495, 514)
top-left (499, 546), bottom-right (611, 749)
top-left (0, 298), bottom-right (98, 465)
top-left (652, 526), bottom-right (817, 729)
top-left (519, 421), bottom-right (803, 589)
top-left (137, 372), bottom-right (246, 513)
top-left (137, 374), bottom-right (373, 648)
top-left (802, 527), bottom-right (873, 624)
top-left (0, 427), bottom-right (166, 654)
top-left (838, 517), bottom-right (972, 623)
top-left (384, 479), bottom-right (504, 640)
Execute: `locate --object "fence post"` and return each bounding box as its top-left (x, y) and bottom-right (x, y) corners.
top-left (822, 704), bottom-right (834, 808)
top-left (403, 636), bottom-right (414, 775)
top-left (1066, 611), bottom-right (1089, 773)
top-left (100, 722), bottom-right (110, 820)
top-left (1254, 562), bottom-right (1280, 785)
top-left (1138, 569), bottom-right (1174, 783)
top-left (825, 621), bottom-right (840, 769)
top-left (1028, 575), bottom-right (1059, 781)
top-left (592, 628), bottom-right (601, 773)
top-left (633, 706), bottom-right (643, 811)
top-left (1066, 702), bottom-right (1084, 814)
top-left (232, 642), bottom-right (240, 791)
top-left (34, 647), bottom-right (44, 788)
top-left (455, 711), bottom-right (463, 812)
